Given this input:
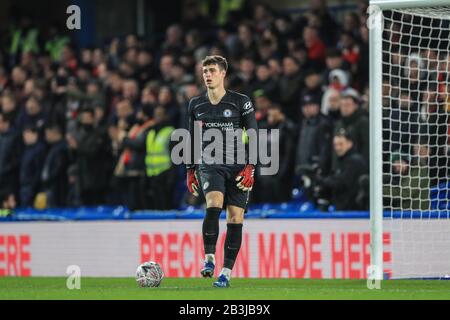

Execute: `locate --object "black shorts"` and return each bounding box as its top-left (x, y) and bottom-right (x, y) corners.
top-left (196, 165), bottom-right (250, 210)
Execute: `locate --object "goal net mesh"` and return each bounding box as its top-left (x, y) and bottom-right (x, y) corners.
top-left (381, 6), bottom-right (450, 279)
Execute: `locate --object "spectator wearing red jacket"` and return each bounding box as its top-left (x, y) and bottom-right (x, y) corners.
top-left (303, 26), bottom-right (326, 65)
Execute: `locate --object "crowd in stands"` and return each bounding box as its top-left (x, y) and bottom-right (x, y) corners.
top-left (0, 0), bottom-right (448, 212)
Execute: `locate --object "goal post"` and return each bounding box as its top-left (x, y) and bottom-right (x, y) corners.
top-left (370, 0), bottom-right (450, 10)
top-left (369, 0), bottom-right (384, 281)
top-left (369, 0), bottom-right (450, 279)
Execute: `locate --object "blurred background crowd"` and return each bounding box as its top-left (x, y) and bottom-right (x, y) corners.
top-left (0, 0), bottom-right (448, 212)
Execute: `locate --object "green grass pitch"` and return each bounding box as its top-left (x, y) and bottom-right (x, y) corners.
top-left (1, 277), bottom-right (450, 300)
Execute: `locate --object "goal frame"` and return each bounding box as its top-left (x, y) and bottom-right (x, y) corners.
top-left (369, 0), bottom-right (450, 281)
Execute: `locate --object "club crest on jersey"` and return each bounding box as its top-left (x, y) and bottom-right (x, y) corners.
top-left (203, 181), bottom-right (209, 190)
top-left (223, 109), bottom-right (232, 117)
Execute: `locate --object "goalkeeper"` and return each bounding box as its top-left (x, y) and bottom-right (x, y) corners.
top-left (186, 55), bottom-right (258, 288)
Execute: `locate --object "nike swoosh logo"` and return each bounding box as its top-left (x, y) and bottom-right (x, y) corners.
top-left (197, 112), bottom-right (206, 117)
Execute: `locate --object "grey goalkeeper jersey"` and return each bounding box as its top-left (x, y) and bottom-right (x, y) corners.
top-left (187, 90), bottom-right (258, 169)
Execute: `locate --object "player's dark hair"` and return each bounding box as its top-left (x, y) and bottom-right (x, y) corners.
top-left (202, 55), bottom-right (228, 72)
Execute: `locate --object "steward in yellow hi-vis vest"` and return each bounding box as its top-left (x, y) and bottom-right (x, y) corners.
top-left (216, 0), bottom-right (245, 26)
top-left (145, 125), bottom-right (174, 177)
top-left (143, 106), bottom-right (177, 210)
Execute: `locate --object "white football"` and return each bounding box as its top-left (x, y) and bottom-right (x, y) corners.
top-left (135, 261), bottom-right (164, 287)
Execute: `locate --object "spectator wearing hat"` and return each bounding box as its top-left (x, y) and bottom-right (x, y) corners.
top-left (19, 125), bottom-right (47, 207)
top-left (295, 92), bottom-right (332, 200)
top-left (317, 130), bottom-right (367, 211)
top-left (299, 69), bottom-right (324, 121)
top-left (328, 69), bottom-right (350, 91)
top-left (333, 88), bottom-right (369, 169)
top-left (321, 88), bottom-right (341, 123)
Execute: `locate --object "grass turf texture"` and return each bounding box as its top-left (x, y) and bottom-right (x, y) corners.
top-left (1, 278), bottom-right (450, 300)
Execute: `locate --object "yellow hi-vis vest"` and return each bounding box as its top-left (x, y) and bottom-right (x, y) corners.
top-left (145, 126), bottom-right (174, 177)
top-left (45, 36), bottom-right (70, 61)
top-left (217, 0), bottom-right (244, 26)
top-left (10, 28), bottom-right (40, 55)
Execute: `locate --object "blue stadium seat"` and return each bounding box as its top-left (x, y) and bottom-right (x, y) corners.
top-left (430, 182), bottom-right (450, 210)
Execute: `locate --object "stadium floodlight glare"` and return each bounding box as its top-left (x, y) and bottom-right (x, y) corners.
top-left (370, 0), bottom-right (450, 279)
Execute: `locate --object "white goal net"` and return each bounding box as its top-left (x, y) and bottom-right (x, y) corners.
top-left (381, 6), bottom-right (450, 279)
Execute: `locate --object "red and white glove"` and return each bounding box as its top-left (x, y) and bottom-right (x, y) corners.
top-left (235, 164), bottom-right (255, 192)
top-left (187, 169), bottom-right (199, 197)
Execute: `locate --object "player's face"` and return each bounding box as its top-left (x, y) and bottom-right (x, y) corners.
top-left (203, 64), bottom-right (225, 89)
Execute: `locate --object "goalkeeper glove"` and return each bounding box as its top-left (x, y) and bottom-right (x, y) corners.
top-left (235, 164), bottom-right (255, 192)
top-left (187, 169), bottom-right (199, 197)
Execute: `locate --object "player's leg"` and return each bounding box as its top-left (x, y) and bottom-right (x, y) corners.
top-left (197, 168), bottom-right (226, 277)
top-left (213, 205), bottom-right (244, 287)
top-left (201, 191), bottom-right (224, 277)
top-left (224, 205), bottom-right (244, 272)
top-left (213, 172), bottom-right (249, 287)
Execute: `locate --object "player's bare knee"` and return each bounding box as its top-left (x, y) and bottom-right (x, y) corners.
top-left (226, 207), bottom-right (244, 223)
top-left (206, 192), bottom-right (224, 208)
top-left (227, 215), bottom-right (244, 224)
